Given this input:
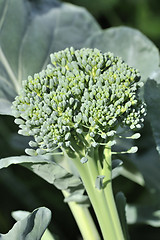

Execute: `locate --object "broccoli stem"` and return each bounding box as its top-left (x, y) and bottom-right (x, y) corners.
top-left (103, 147), bottom-right (126, 239)
top-left (63, 143), bottom-right (125, 240)
top-left (41, 229), bottom-right (56, 240)
top-left (63, 190), bottom-right (101, 240)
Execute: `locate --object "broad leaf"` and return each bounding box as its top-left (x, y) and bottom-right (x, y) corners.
top-left (116, 192), bottom-right (130, 240)
top-left (112, 134), bottom-right (145, 186)
top-left (0, 155), bottom-right (51, 169)
top-left (126, 204), bottom-right (160, 227)
top-left (24, 162), bottom-right (81, 190)
top-left (23, 161), bottom-right (89, 204)
top-left (149, 68), bottom-right (160, 85)
top-left (12, 210), bottom-right (55, 240)
top-left (0, 154), bottom-right (88, 204)
top-left (112, 159), bottom-right (123, 170)
top-left (0, 99), bottom-right (12, 115)
top-left (0, 207), bottom-right (51, 240)
top-left (112, 158), bottom-right (145, 186)
top-left (85, 26), bottom-right (159, 82)
top-left (133, 148), bottom-right (160, 194)
top-left (12, 210), bottom-right (31, 222)
top-left (0, 0), bottom-right (101, 115)
top-left (144, 79), bottom-right (160, 155)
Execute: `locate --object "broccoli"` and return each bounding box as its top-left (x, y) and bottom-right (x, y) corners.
top-left (12, 47), bottom-right (146, 240)
top-left (12, 47), bottom-right (145, 157)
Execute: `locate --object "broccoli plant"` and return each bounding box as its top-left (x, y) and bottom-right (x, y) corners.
top-left (12, 47), bottom-right (146, 240)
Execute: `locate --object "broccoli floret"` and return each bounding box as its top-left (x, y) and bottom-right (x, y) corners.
top-left (12, 47), bottom-right (146, 156)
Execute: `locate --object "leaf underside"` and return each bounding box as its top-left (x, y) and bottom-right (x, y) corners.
top-left (0, 154), bottom-right (89, 204)
top-left (0, 207), bottom-right (51, 240)
top-left (0, 0), bottom-right (100, 115)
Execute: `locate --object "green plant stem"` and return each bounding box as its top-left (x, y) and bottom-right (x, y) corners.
top-left (42, 229), bottom-right (56, 240)
top-left (63, 190), bottom-right (101, 240)
top-left (64, 144), bottom-right (125, 240)
top-left (103, 147), bottom-right (125, 239)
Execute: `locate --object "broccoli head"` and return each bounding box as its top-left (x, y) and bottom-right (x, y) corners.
top-left (12, 47), bottom-right (146, 156)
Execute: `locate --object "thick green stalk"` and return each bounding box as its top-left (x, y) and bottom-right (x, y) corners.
top-left (42, 229), bottom-right (56, 240)
top-left (64, 144), bottom-right (124, 240)
top-left (102, 147), bottom-right (126, 239)
top-left (63, 190), bottom-right (100, 240)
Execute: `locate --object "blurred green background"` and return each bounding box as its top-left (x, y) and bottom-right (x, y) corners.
top-left (1, 0), bottom-right (160, 239)
top-left (65, 0), bottom-right (160, 49)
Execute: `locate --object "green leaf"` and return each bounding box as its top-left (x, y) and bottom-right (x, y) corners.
top-left (133, 148), bottom-right (160, 193)
top-left (149, 68), bottom-right (160, 85)
top-left (0, 155), bottom-right (51, 169)
top-left (24, 162), bottom-right (81, 190)
top-left (125, 131), bottom-right (160, 228)
top-left (0, 207), bottom-right (51, 240)
top-left (144, 79), bottom-right (160, 155)
top-left (0, 154), bottom-right (88, 204)
top-left (85, 26), bottom-right (159, 81)
top-left (0, 99), bottom-right (12, 115)
top-left (112, 159), bottom-right (123, 170)
top-left (64, 188), bottom-right (89, 204)
top-left (120, 159), bottom-right (145, 186)
top-left (12, 210), bottom-right (55, 240)
top-left (0, 154), bottom-right (76, 191)
top-left (112, 157), bottom-right (145, 186)
top-left (126, 204), bottom-right (160, 227)
top-left (12, 210), bottom-right (30, 221)
top-left (116, 192), bottom-right (130, 240)
top-left (0, 0), bottom-right (100, 115)
top-left (23, 161), bottom-right (89, 205)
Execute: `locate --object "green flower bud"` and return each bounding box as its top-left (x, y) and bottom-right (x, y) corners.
top-left (12, 47), bottom-right (146, 155)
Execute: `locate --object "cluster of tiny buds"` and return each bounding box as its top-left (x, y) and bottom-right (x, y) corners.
top-left (12, 47), bottom-right (146, 157)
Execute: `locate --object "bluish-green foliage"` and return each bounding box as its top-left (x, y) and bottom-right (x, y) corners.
top-left (1, 1), bottom-right (160, 239)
